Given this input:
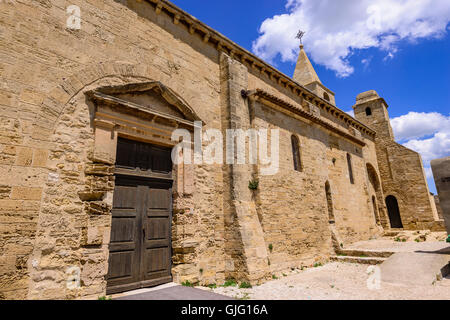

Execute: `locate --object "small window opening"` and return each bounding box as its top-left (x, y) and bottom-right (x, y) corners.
top-left (291, 135), bottom-right (302, 172)
top-left (347, 153), bottom-right (354, 184)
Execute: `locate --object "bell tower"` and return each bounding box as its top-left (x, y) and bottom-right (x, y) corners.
top-left (293, 31), bottom-right (336, 105)
top-left (352, 90), bottom-right (395, 141)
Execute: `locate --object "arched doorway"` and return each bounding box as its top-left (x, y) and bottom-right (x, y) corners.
top-left (86, 81), bottom-right (202, 295)
top-left (386, 196), bottom-right (403, 228)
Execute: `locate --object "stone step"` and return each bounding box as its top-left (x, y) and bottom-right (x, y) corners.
top-left (336, 249), bottom-right (394, 258)
top-left (383, 230), bottom-right (401, 237)
top-left (330, 255), bottom-right (387, 265)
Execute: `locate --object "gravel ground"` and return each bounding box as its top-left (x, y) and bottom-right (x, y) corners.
top-left (199, 235), bottom-right (450, 300)
top-left (347, 231), bottom-right (448, 253)
top-left (203, 262), bottom-right (450, 300)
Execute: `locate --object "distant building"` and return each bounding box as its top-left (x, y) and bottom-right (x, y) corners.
top-left (434, 195), bottom-right (445, 220)
top-left (431, 157), bottom-right (450, 242)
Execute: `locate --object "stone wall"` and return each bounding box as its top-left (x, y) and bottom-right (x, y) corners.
top-left (0, 0), bottom-right (387, 299)
top-left (0, 0), bottom-right (226, 299)
top-left (251, 100), bottom-right (382, 273)
top-left (353, 91), bottom-right (444, 231)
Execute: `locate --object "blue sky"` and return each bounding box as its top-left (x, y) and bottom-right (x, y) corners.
top-left (172, 0), bottom-right (450, 193)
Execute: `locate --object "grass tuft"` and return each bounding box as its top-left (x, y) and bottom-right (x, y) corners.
top-left (222, 279), bottom-right (237, 287)
top-left (182, 280), bottom-right (194, 287)
top-left (239, 282), bottom-right (252, 289)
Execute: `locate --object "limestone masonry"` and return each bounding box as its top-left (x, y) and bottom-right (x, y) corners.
top-left (0, 0), bottom-right (445, 299)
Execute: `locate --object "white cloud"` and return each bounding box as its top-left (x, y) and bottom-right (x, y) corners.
top-left (402, 130), bottom-right (450, 164)
top-left (345, 109), bottom-right (355, 117)
top-left (252, 0), bottom-right (450, 77)
top-left (361, 56), bottom-right (373, 70)
top-left (390, 111), bottom-right (450, 141)
top-left (390, 111), bottom-right (450, 190)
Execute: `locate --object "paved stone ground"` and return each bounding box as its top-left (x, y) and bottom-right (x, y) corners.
top-left (204, 237), bottom-right (450, 300)
top-left (113, 235), bottom-right (449, 300)
top-left (204, 261), bottom-right (450, 300)
top-left (113, 283), bottom-right (233, 300)
top-left (347, 236), bottom-right (449, 253)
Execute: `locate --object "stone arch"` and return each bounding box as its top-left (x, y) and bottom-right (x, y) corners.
top-left (366, 162), bottom-right (387, 227)
top-left (27, 62), bottom-right (199, 299)
top-left (30, 61), bottom-right (183, 142)
top-left (366, 163), bottom-right (380, 190)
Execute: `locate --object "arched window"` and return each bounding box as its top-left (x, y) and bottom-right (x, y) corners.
top-left (365, 107), bottom-right (372, 116)
top-left (323, 92), bottom-right (330, 102)
top-left (347, 153), bottom-right (354, 184)
top-left (291, 135), bottom-right (302, 172)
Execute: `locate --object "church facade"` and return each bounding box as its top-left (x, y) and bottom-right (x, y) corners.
top-left (0, 0), bottom-right (444, 299)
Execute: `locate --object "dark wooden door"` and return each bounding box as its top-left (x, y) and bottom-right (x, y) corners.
top-left (107, 138), bottom-right (173, 294)
top-left (140, 182), bottom-right (172, 287)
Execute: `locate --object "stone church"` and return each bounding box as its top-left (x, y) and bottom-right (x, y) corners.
top-left (0, 0), bottom-right (444, 299)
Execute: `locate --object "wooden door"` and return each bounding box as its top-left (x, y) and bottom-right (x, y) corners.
top-left (107, 138), bottom-right (173, 294)
top-left (140, 181), bottom-right (172, 287)
top-left (107, 179), bottom-right (144, 293)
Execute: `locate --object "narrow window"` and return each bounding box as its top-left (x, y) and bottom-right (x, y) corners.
top-left (347, 153), bottom-right (354, 184)
top-left (291, 135), bottom-right (302, 172)
top-left (365, 107), bottom-right (372, 116)
top-left (325, 181), bottom-right (335, 222)
top-left (323, 92), bottom-right (330, 102)
top-left (372, 196), bottom-right (380, 225)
